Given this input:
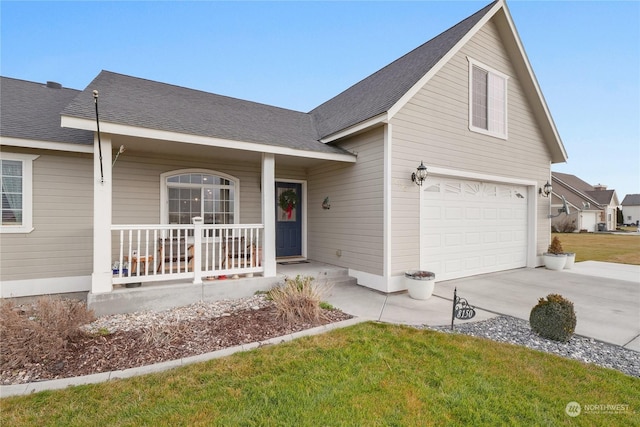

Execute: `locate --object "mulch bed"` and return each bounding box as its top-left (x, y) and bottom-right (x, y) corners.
top-left (1, 306), bottom-right (352, 385)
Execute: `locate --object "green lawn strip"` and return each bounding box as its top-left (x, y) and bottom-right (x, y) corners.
top-left (555, 232), bottom-right (640, 265)
top-left (2, 322), bottom-right (638, 426)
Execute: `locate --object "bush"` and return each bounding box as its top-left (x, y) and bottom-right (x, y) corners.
top-left (0, 297), bottom-right (95, 369)
top-left (529, 294), bottom-right (577, 342)
top-left (555, 218), bottom-right (577, 233)
top-left (268, 275), bottom-right (327, 325)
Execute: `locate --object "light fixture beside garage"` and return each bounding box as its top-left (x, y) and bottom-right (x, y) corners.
top-left (539, 180), bottom-right (552, 197)
top-left (411, 161), bottom-right (428, 186)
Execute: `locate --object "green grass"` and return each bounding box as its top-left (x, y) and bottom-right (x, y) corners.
top-left (554, 232), bottom-right (640, 265)
top-left (2, 322), bottom-right (638, 426)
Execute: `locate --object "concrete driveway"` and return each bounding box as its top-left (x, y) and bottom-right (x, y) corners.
top-left (324, 261), bottom-right (640, 351)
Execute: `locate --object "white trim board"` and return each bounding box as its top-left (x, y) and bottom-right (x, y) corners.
top-left (61, 116), bottom-right (357, 163)
top-left (0, 276), bottom-right (91, 298)
top-left (1, 136), bottom-right (93, 153)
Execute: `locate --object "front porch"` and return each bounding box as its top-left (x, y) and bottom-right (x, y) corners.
top-left (89, 260), bottom-right (356, 316)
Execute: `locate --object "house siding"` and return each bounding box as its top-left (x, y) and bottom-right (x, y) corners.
top-left (112, 152), bottom-right (264, 225)
top-left (0, 149), bottom-right (93, 282)
top-left (1, 148), bottom-right (271, 286)
top-left (307, 127), bottom-right (385, 275)
top-left (389, 18), bottom-right (552, 276)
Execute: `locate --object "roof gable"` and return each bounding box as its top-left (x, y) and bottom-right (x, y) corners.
top-left (309, 1), bottom-right (497, 140)
top-left (552, 172), bottom-right (619, 208)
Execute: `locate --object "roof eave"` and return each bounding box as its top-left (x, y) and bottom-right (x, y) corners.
top-left (61, 115), bottom-right (356, 163)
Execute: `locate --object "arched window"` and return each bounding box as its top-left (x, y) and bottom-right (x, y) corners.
top-left (161, 170), bottom-right (238, 226)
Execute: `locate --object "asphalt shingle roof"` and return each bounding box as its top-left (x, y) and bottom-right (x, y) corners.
top-left (61, 71), bottom-right (349, 156)
top-left (552, 172), bottom-right (617, 207)
top-left (5, 1), bottom-right (503, 158)
top-left (309, 1), bottom-right (497, 139)
top-left (621, 194), bottom-right (640, 206)
top-left (0, 77), bottom-right (93, 145)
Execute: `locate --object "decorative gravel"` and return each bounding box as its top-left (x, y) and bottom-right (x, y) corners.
top-left (421, 316), bottom-right (640, 378)
top-left (83, 294), bottom-right (272, 334)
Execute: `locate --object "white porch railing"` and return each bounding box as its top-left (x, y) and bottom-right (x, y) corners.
top-left (111, 222), bottom-right (264, 286)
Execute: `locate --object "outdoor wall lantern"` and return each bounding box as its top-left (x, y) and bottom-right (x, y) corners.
top-left (539, 180), bottom-right (552, 197)
top-left (411, 161), bottom-right (428, 186)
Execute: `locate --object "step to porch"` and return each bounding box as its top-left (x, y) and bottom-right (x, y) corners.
top-left (88, 261), bottom-right (357, 316)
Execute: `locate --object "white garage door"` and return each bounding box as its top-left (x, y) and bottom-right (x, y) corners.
top-left (421, 177), bottom-right (528, 281)
top-left (580, 212), bottom-right (597, 232)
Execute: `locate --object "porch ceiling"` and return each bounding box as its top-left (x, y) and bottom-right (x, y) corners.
top-left (111, 134), bottom-right (343, 169)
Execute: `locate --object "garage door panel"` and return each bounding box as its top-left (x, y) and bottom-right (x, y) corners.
top-left (466, 207), bottom-right (481, 219)
top-left (421, 177), bottom-right (529, 281)
top-left (465, 232), bottom-right (481, 245)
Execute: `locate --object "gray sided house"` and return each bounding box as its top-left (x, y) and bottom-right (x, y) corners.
top-left (1, 0), bottom-right (567, 311)
top-left (551, 172), bottom-right (619, 232)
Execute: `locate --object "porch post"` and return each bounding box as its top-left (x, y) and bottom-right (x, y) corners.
top-left (91, 135), bottom-right (112, 293)
top-left (262, 153), bottom-right (277, 277)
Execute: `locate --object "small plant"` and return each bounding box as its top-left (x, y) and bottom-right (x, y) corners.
top-left (268, 275), bottom-right (327, 324)
top-left (319, 301), bottom-right (335, 311)
top-left (529, 294), bottom-right (577, 342)
top-left (547, 236), bottom-right (564, 255)
top-left (95, 327), bottom-right (111, 336)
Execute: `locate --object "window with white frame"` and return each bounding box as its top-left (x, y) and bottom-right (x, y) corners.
top-left (162, 171), bottom-right (238, 227)
top-left (0, 153), bottom-right (38, 233)
top-left (468, 58), bottom-right (508, 139)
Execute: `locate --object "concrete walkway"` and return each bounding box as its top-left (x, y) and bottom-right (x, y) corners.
top-left (324, 261), bottom-right (640, 351)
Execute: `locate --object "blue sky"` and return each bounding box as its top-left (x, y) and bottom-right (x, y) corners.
top-left (2, 1), bottom-right (639, 200)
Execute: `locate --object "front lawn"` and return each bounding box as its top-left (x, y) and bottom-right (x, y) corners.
top-left (555, 232), bottom-right (640, 265)
top-left (2, 322), bottom-right (638, 426)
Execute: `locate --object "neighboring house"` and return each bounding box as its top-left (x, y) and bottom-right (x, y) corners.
top-left (551, 172), bottom-right (619, 232)
top-left (1, 0), bottom-right (567, 311)
top-left (621, 194), bottom-right (640, 226)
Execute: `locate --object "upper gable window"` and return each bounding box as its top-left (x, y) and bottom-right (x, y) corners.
top-left (1, 153), bottom-right (38, 234)
top-left (468, 58), bottom-right (508, 139)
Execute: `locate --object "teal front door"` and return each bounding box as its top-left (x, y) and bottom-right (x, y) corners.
top-left (275, 182), bottom-right (302, 257)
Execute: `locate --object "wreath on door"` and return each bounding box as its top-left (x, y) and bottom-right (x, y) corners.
top-left (279, 189), bottom-right (298, 220)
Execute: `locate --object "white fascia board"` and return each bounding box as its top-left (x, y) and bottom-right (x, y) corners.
top-left (319, 113), bottom-right (388, 143)
top-left (387, 0), bottom-right (503, 120)
top-left (427, 166), bottom-right (536, 187)
top-left (61, 115), bottom-right (356, 163)
top-left (0, 136), bottom-right (93, 153)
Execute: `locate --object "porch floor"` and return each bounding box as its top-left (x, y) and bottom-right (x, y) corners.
top-left (89, 260), bottom-right (356, 316)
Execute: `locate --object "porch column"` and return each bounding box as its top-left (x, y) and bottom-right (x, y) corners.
top-left (91, 135), bottom-right (113, 293)
top-left (262, 153), bottom-right (277, 277)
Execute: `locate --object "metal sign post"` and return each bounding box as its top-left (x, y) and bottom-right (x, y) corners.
top-left (451, 287), bottom-right (476, 330)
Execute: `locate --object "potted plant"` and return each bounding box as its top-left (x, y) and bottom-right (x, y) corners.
top-left (404, 270), bottom-right (436, 300)
top-left (563, 250), bottom-right (576, 269)
top-left (543, 236), bottom-right (567, 271)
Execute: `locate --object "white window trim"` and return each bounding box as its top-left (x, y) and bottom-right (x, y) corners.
top-left (0, 152), bottom-right (39, 234)
top-left (159, 169), bottom-right (240, 226)
top-left (468, 57), bottom-right (509, 140)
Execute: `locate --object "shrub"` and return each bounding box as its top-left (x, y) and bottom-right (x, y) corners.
top-left (556, 218), bottom-right (577, 233)
top-left (529, 294), bottom-right (577, 342)
top-left (268, 275), bottom-right (327, 325)
top-left (0, 297), bottom-right (95, 369)
top-left (547, 236), bottom-right (564, 255)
